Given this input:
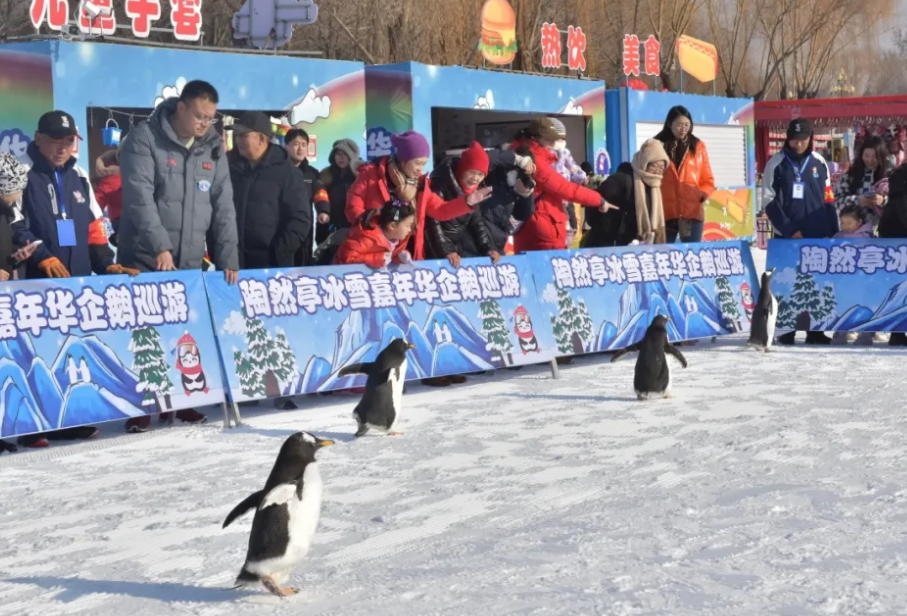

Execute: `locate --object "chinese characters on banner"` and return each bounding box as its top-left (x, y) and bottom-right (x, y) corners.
top-left (30, 0), bottom-right (204, 41)
top-left (623, 34), bottom-right (660, 77)
top-left (237, 263), bottom-right (524, 319)
top-left (799, 244), bottom-right (907, 276)
top-left (540, 22), bottom-right (586, 72)
top-left (549, 245), bottom-right (747, 290)
top-left (0, 279), bottom-right (190, 340)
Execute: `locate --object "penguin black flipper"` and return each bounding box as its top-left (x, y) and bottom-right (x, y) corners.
top-left (664, 342), bottom-right (688, 368)
top-left (338, 362), bottom-right (374, 378)
top-left (610, 343), bottom-right (641, 363)
top-left (223, 490), bottom-right (266, 528)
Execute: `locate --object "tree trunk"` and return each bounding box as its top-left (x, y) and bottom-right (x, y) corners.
top-left (164, 394), bottom-right (172, 410)
top-left (795, 311), bottom-right (812, 331)
top-left (264, 370), bottom-right (281, 399)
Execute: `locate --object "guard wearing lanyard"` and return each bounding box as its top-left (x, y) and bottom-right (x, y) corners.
top-left (786, 153), bottom-right (810, 201)
top-left (53, 168), bottom-right (78, 247)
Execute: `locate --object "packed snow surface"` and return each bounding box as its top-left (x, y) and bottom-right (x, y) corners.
top-left (1, 337), bottom-right (907, 615)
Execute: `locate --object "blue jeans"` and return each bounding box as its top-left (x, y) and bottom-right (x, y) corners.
top-left (666, 219), bottom-right (704, 243)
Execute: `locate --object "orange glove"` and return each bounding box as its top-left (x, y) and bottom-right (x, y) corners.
top-left (107, 264), bottom-right (141, 277)
top-left (38, 257), bottom-right (71, 278)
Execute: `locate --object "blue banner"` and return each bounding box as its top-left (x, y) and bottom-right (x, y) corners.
top-left (0, 271), bottom-right (225, 439)
top-left (204, 257), bottom-right (558, 403)
top-left (766, 238), bottom-right (907, 332)
top-left (526, 241), bottom-right (760, 353)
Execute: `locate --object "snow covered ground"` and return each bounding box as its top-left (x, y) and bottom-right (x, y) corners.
top-left (3, 249), bottom-right (907, 615)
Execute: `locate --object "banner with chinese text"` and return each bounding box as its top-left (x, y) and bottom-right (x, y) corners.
top-left (766, 239), bottom-right (907, 332)
top-left (204, 258), bottom-right (558, 403)
top-left (0, 271), bottom-right (225, 439)
top-left (527, 241), bottom-right (760, 354)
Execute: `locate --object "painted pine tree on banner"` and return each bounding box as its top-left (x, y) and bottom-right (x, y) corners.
top-left (245, 317), bottom-right (283, 398)
top-left (715, 276), bottom-right (742, 332)
top-left (233, 348), bottom-right (263, 398)
top-left (789, 271), bottom-right (823, 328)
top-left (478, 299), bottom-right (513, 365)
top-left (576, 299), bottom-right (595, 350)
top-left (551, 288), bottom-right (581, 355)
top-left (128, 326), bottom-right (174, 413)
top-left (776, 296), bottom-right (796, 329)
top-left (272, 328), bottom-right (299, 386)
top-left (818, 284), bottom-right (837, 325)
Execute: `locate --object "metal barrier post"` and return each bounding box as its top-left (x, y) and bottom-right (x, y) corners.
top-left (549, 358), bottom-right (560, 379)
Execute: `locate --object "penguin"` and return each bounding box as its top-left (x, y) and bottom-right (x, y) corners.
top-left (338, 338), bottom-right (414, 437)
top-left (747, 267), bottom-right (778, 352)
top-left (175, 333), bottom-right (209, 395)
top-left (223, 431), bottom-right (335, 598)
top-left (610, 315), bottom-right (688, 400)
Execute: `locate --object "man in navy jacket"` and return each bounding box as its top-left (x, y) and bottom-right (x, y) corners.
top-left (761, 118), bottom-right (837, 345)
top-left (12, 111), bottom-right (137, 280)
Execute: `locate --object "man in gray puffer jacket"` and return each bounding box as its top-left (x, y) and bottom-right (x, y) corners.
top-left (118, 80), bottom-right (238, 283)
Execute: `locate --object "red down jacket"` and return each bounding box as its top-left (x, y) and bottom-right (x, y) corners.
top-left (511, 139), bottom-right (603, 252)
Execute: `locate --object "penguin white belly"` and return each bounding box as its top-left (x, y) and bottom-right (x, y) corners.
top-left (765, 295), bottom-right (778, 349)
top-left (245, 464), bottom-right (323, 581)
top-left (367, 358), bottom-right (406, 432)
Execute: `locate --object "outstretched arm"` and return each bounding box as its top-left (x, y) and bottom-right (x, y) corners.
top-left (610, 343), bottom-right (640, 363)
top-left (664, 343), bottom-right (688, 368)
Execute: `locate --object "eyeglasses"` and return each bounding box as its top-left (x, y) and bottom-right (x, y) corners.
top-left (191, 111), bottom-right (219, 125)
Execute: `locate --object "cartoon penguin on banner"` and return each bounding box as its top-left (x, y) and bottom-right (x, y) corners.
top-left (514, 306), bottom-right (540, 355)
top-left (223, 431), bottom-right (335, 598)
top-left (739, 282), bottom-right (756, 323)
top-left (175, 332), bottom-right (208, 395)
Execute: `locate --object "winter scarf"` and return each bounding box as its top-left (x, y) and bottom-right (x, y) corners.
top-left (387, 159), bottom-right (419, 206)
top-left (631, 139), bottom-right (670, 244)
top-left (95, 149), bottom-right (120, 178)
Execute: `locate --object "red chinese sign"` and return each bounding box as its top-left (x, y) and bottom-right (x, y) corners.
top-left (540, 22), bottom-right (587, 72)
top-left (623, 34), bottom-right (660, 77)
top-left (30, 0), bottom-right (70, 31)
top-left (643, 35), bottom-right (661, 77)
top-left (30, 0), bottom-right (203, 41)
top-left (126, 0), bottom-right (163, 38)
top-left (78, 0), bottom-right (116, 35)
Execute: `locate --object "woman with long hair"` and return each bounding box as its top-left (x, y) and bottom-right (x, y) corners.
top-left (654, 105), bottom-right (716, 243)
top-left (833, 135), bottom-right (889, 217)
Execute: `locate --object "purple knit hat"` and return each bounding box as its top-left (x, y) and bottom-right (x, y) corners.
top-left (391, 130), bottom-right (431, 162)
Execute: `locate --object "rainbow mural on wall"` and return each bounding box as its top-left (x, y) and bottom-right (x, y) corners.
top-left (0, 45), bottom-right (54, 161)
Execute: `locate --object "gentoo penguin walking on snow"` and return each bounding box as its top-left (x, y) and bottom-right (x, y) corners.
top-left (610, 315), bottom-right (688, 400)
top-left (338, 338), bottom-right (414, 437)
top-left (222, 431), bottom-right (335, 597)
top-left (747, 268), bottom-right (778, 352)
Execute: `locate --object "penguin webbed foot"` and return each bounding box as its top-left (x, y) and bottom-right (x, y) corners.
top-left (354, 425), bottom-right (369, 438)
top-left (261, 576), bottom-right (297, 598)
top-left (387, 431), bottom-right (403, 436)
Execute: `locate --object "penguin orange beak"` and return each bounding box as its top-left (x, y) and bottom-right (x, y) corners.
top-left (407, 343), bottom-right (415, 349)
top-left (317, 439), bottom-right (335, 448)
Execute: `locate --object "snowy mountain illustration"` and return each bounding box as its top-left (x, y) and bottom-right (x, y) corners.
top-left (298, 302), bottom-right (496, 392)
top-left (1, 333), bottom-right (147, 438)
top-left (824, 280), bottom-right (907, 332)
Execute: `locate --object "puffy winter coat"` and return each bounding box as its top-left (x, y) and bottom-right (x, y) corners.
top-left (94, 151), bottom-right (122, 221)
top-left (117, 97), bottom-right (239, 272)
top-left (12, 141), bottom-right (113, 279)
top-left (229, 145), bottom-right (311, 270)
top-left (333, 219), bottom-right (410, 268)
top-left (510, 139), bottom-right (602, 252)
top-left (658, 137), bottom-right (716, 222)
top-left (583, 162), bottom-right (647, 247)
top-left (345, 156), bottom-right (473, 260)
top-left (879, 164), bottom-right (907, 239)
top-left (294, 157), bottom-right (330, 263)
top-left (763, 145), bottom-right (838, 239)
top-left (319, 160), bottom-right (357, 234)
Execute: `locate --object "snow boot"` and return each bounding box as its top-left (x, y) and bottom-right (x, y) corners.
top-left (805, 331), bottom-right (832, 345)
top-left (874, 332), bottom-right (891, 343)
top-left (275, 397), bottom-right (298, 410)
top-left (126, 415), bottom-right (151, 433)
top-left (44, 427), bottom-right (99, 440)
top-left (0, 440), bottom-right (17, 454)
top-left (175, 409), bottom-right (208, 424)
top-left (778, 331), bottom-right (796, 345)
top-left (17, 434), bottom-right (49, 448)
top-left (556, 357), bottom-right (573, 365)
top-left (854, 332), bottom-right (874, 346)
top-left (447, 374), bottom-right (468, 384)
top-left (889, 332), bottom-right (907, 347)
top-left (421, 377), bottom-right (452, 387)
top-left (831, 331), bottom-right (850, 345)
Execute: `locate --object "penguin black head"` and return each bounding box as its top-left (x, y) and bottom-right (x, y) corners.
top-left (385, 338), bottom-right (416, 357)
top-left (280, 432), bottom-right (335, 464)
top-left (649, 314), bottom-right (671, 331)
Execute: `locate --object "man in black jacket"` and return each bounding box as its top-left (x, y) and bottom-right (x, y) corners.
top-left (284, 128), bottom-right (330, 265)
top-left (227, 112), bottom-right (311, 270)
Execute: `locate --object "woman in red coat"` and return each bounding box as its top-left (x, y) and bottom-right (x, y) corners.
top-left (511, 118), bottom-right (613, 252)
top-left (345, 131), bottom-right (491, 261)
